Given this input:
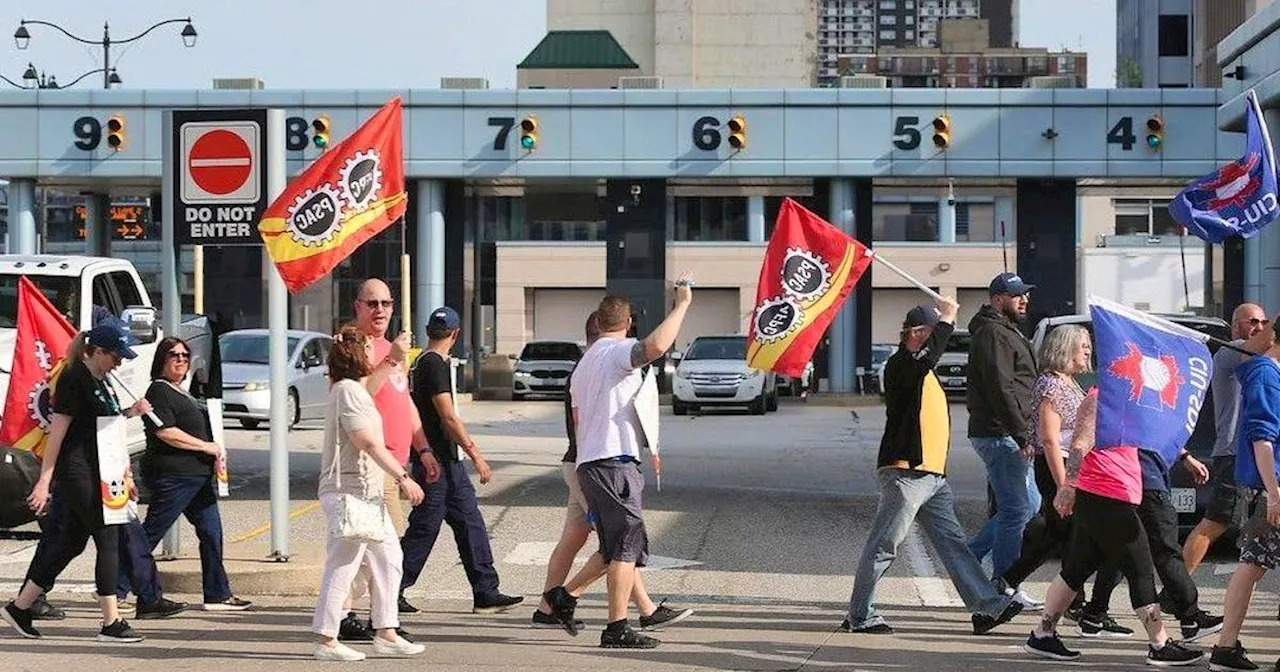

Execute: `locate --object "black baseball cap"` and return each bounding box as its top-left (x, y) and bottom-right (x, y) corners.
top-left (903, 305), bottom-right (940, 330)
top-left (989, 272), bottom-right (1035, 297)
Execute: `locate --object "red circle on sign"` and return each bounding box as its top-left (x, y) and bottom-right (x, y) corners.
top-left (188, 129), bottom-right (252, 196)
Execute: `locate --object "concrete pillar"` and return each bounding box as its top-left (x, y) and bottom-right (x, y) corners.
top-left (415, 179), bottom-right (446, 341)
top-left (939, 196), bottom-right (956, 244)
top-left (993, 196), bottom-right (1015, 245)
top-left (827, 179), bottom-right (856, 394)
top-left (747, 195), bottom-right (765, 242)
top-left (84, 193), bottom-right (112, 257)
top-left (7, 179), bottom-right (37, 255)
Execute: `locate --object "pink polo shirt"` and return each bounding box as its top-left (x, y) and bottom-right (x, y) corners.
top-left (371, 336), bottom-right (414, 466)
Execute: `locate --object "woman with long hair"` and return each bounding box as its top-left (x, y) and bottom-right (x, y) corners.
top-left (312, 325), bottom-right (426, 661)
top-left (1, 322), bottom-right (153, 642)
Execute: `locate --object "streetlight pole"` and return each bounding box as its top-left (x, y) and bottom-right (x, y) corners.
top-left (13, 17), bottom-right (197, 89)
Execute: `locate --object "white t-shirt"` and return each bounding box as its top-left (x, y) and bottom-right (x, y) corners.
top-left (571, 336), bottom-right (645, 465)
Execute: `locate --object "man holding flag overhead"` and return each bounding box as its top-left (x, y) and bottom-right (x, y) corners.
top-left (1022, 297), bottom-right (1206, 666)
top-left (1169, 88), bottom-right (1280, 243)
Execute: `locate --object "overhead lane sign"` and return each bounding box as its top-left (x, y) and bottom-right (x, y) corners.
top-left (171, 109), bottom-right (269, 246)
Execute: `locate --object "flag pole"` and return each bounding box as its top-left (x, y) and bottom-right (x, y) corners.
top-left (399, 216), bottom-right (412, 345)
top-left (869, 249), bottom-right (944, 302)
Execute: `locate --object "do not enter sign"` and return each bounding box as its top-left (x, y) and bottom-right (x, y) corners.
top-left (180, 121), bottom-right (261, 204)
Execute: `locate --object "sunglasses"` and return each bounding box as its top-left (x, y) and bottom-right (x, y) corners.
top-left (362, 299), bottom-right (394, 309)
top-left (167, 351), bottom-right (190, 361)
top-left (1247, 318), bottom-right (1271, 327)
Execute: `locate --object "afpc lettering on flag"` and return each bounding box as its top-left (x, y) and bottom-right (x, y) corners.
top-left (1168, 88), bottom-right (1279, 243)
top-left (746, 198), bottom-right (872, 377)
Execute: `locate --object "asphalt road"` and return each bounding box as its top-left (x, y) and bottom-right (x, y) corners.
top-left (0, 398), bottom-right (1277, 671)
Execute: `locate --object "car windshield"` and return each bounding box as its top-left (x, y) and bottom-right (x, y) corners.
top-left (520, 342), bottom-right (582, 361)
top-left (685, 337), bottom-right (747, 361)
top-left (0, 274), bottom-right (79, 328)
top-left (871, 346), bottom-right (894, 364)
top-left (219, 334), bottom-right (301, 365)
top-left (946, 332), bottom-right (971, 353)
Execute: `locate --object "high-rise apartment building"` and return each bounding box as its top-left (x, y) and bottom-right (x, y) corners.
top-left (816, 0), bottom-right (1017, 85)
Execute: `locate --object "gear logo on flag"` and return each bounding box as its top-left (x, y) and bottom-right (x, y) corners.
top-left (287, 184), bottom-right (344, 247)
top-left (27, 378), bottom-right (52, 430)
top-left (779, 248), bottom-right (831, 303)
top-left (752, 296), bottom-right (804, 344)
top-left (340, 150), bottom-right (384, 213)
top-left (34, 339), bottom-right (52, 372)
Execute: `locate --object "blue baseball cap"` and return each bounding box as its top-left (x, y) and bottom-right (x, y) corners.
top-left (427, 306), bottom-right (461, 331)
top-left (989, 272), bottom-right (1035, 297)
top-left (87, 321), bottom-right (138, 360)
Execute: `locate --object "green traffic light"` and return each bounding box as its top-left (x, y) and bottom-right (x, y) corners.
top-left (314, 136), bottom-right (328, 148)
top-left (520, 135), bottom-right (535, 149)
top-left (1147, 134), bottom-right (1161, 149)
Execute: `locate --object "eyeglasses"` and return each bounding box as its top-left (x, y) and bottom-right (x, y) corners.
top-left (362, 299), bottom-right (394, 309)
top-left (167, 351), bottom-right (190, 361)
top-left (1247, 318), bottom-right (1271, 327)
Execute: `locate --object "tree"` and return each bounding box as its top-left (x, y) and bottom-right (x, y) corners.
top-left (1116, 57), bottom-right (1143, 88)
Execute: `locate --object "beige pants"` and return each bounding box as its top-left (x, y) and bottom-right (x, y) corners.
top-left (350, 463), bottom-right (408, 603)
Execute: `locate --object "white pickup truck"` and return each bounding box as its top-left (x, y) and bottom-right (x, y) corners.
top-left (0, 255), bottom-right (212, 455)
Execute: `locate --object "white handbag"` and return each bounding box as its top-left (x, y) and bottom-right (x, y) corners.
top-left (326, 434), bottom-right (386, 543)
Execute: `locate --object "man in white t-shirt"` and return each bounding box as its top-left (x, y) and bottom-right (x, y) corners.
top-left (543, 276), bottom-right (693, 649)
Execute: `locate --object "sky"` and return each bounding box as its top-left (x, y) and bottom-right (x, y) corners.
top-left (0, 0), bottom-right (1117, 91)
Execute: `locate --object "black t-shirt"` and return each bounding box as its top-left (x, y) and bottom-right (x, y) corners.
top-left (52, 359), bottom-right (122, 523)
top-left (411, 352), bottom-right (459, 464)
top-left (143, 380), bottom-right (216, 478)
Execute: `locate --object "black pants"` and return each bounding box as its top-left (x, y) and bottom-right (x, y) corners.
top-left (1060, 490), bottom-right (1159, 609)
top-left (1137, 489), bottom-right (1201, 620)
top-left (25, 483), bottom-right (119, 598)
top-left (1003, 454), bottom-right (1121, 613)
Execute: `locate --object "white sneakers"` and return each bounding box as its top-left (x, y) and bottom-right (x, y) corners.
top-left (1012, 589), bottom-right (1045, 612)
top-left (315, 636), bottom-right (425, 662)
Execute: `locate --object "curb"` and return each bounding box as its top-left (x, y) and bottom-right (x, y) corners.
top-left (157, 555), bottom-right (325, 597)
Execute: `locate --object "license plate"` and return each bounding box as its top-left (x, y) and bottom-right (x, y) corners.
top-left (1171, 487), bottom-right (1197, 513)
top-left (944, 377), bottom-right (963, 386)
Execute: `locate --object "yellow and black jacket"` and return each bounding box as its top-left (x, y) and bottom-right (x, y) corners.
top-left (877, 322), bottom-right (953, 476)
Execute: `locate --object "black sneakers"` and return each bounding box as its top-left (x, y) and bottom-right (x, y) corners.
top-left (1, 601), bottom-right (41, 639)
top-left (532, 609), bottom-right (584, 630)
top-left (839, 619), bottom-right (894, 634)
top-left (639, 601), bottom-right (694, 631)
top-left (600, 622), bottom-right (659, 649)
top-left (135, 597), bottom-right (188, 620)
top-left (473, 593), bottom-right (524, 615)
top-left (398, 595), bottom-right (420, 614)
top-left (542, 587), bottom-right (580, 636)
top-left (1209, 642), bottom-right (1260, 672)
top-left (1024, 632), bottom-right (1081, 661)
top-left (1181, 611), bottom-right (1225, 642)
top-left (1078, 612), bottom-right (1134, 638)
top-left (338, 611), bottom-right (374, 642)
top-left (30, 595), bottom-right (65, 621)
top-left (1147, 639), bottom-right (1204, 666)
top-left (973, 600), bottom-right (1023, 635)
top-left (97, 619), bottom-right (144, 643)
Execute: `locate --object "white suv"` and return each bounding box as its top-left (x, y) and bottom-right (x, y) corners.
top-left (670, 335), bottom-right (777, 415)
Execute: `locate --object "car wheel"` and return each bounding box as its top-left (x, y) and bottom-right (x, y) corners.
top-left (239, 419), bottom-right (261, 430)
top-left (672, 398), bottom-right (688, 416)
top-left (748, 394), bottom-right (766, 415)
top-left (766, 391), bottom-right (778, 412)
top-left (288, 389), bottom-right (300, 428)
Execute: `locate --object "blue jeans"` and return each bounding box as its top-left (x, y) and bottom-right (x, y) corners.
top-left (119, 475), bottom-right (232, 604)
top-left (400, 460), bottom-right (500, 600)
top-left (967, 436), bottom-right (1040, 578)
top-left (847, 468), bottom-right (1011, 628)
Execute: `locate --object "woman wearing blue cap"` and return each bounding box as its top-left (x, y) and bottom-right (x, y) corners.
top-left (1, 321), bottom-right (154, 643)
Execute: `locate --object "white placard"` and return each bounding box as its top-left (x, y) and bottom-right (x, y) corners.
top-left (97, 416), bottom-right (137, 525)
top-left (206, 399), bottom-right (230, 497)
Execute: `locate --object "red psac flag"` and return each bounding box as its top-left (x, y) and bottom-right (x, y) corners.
top-left (0, 277), bottom-right (78, 460)
top-left (258, 97), bottom-right (408, 293)
top-left (746, 198), bottom-right (872, 377)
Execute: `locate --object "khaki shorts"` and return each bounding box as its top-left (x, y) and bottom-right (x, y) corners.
top-left (563, 461), bottom-right (589, 527)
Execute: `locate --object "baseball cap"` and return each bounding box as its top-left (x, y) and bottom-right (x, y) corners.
top-left (427, 306), bottom-right (461, 331)
top-left (903, 304), bottom-right (940, 330)
top-left (989, 272), bottom-right (1035, 297)
top-left (87, 321), bottom-right (139, 360)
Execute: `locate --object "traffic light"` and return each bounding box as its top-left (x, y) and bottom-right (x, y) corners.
top-left (106, 114), bottom-right (126, 150)
top-left (1146, 115), bottom-right (1164, 150)
top-left (931, 113), bottom-right (952, 149)
top-left (519, 115), bottom-right (538, 150)
top-left (728, 114), bottom-right (747, 150)
top-left (312, 115), bottom-right (331, 150)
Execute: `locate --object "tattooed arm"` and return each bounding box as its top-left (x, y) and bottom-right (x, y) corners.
top-left (1063, 392), bottom-right (1097, 486)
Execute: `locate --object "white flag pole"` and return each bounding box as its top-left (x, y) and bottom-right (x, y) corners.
top-left (868, 248), bottom-right (945, 302)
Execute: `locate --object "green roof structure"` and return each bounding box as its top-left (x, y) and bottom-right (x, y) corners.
top-left (517, 30), bottom-right (640, 70)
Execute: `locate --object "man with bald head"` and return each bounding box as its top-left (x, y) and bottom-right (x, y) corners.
top-left (337, 278), bottom-right (442, 643)
top-left (1182, 303), bottom-right (1269, 577)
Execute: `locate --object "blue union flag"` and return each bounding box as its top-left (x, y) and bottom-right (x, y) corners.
top-left (1168, 89), bottom-right (1279, 244)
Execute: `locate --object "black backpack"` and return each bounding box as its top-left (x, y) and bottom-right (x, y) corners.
top-left (0, 447), bottom-right (40, 528)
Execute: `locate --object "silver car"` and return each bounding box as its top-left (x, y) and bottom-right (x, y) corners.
top-left (219, 329), bottom-right (332, 429)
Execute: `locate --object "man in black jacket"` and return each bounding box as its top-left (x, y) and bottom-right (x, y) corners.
top-left (966, 273), bottom-right (1040, 587)
top-left (842, 297), bottom-right (1022, 636)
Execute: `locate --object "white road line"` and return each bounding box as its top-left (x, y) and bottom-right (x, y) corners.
top-left (1215, 563), bottom-right (1238, 576)
top-left (902, 524), bottom-right (963, 608)
top-left (501, 541), bottom-right (703, 570)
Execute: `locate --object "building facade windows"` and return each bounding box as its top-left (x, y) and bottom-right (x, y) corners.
top-left (1113, 199), bottom-right (1182, 236)
top-left (673, 196), bottom-right (748, 241)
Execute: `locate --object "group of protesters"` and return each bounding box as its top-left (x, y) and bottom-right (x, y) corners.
top-left (848, 270), bottom-right (1280, 670)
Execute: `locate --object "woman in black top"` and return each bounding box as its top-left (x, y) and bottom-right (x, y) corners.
top-left (136, 337), bottom-right (249, 611)
top-left (0, 322), bottom-right (152, 643)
